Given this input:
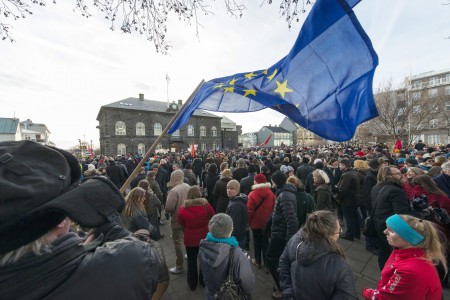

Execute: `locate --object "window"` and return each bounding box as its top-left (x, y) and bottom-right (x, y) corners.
top-left (154, 123), bottom-right (162, 136)
top-left (412, 92), bottom-right (421, 101)
top-left (445, 86), bottom-right (450, 96)
top-left (212, 143), bottom-right (217, 151)
top-left (117, 143), bottom-right (126, 155)
top-left (136, 122), bottom-right (145, 136)
top-left (156, 143), bottom-right (163, 151)
top-left (428, 88), bottom-right (438, 98)
top-left (187, 125), bottom-right (194, 136)
top-left (201, 143), bottom-right (206, 151)
top-left (446, 101), bottom-right (450, 111)
top-left (172, 129), bottom-right (180, 137)
top-left (429, 77), bottom-right (439, 86)
top-left (428, 135), bottom-right (440, 145)
top-left (137, 143), bottom-right (145, 155)
top-left (413, 105), bottom-right (421, 114)
top-left (211, 126), bottom-right (217, 137)
top-left (429, 119), bottom-right (439, 129)
top-left (200, 126), bottom-right (206, 137)
top-left (115, 121), bottom-right (126, 135)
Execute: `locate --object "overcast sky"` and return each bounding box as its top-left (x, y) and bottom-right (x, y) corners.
top-left (1, 0), bottom-right (449, 149)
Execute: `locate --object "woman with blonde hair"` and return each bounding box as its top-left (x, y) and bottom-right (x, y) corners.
top-left (279, 210), bottom-right (357, 299)
top-left (121, 187), bottom-right (154, 234)
top-left (363, 214), bottom-right (445, 299)
top-left (312, 169), bottom-right (334, 211)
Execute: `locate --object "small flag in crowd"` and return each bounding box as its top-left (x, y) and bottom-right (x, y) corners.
top-left (191, 142), bottom-right (195, 157)
top-left (257, 134), bottom-right (272, 147)
top-left (168, 0), bottom-right (378, 141)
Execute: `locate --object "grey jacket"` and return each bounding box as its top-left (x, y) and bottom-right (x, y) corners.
top-left (199, 240), bottom-right (255, 300)
top-left (279, 230), bottom-right (357, 300)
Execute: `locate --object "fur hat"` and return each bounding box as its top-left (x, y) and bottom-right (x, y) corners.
top-left (227, 179), bottom-right (240, 191)
top-left (271, 170), bottom-right (287, 187)
top-left (0, 141), bottom-right (125, 255)
top-left (254, 173), bottom-right (266, 184)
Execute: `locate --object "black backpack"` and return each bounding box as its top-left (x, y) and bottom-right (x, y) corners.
top-left (214, 247), bottom-right (250, 300)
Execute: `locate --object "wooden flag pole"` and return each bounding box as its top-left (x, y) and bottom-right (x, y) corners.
top-left (120, 80), bottom-right (205, 194)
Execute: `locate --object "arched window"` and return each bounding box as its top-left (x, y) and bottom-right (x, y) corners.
top-left (136, 122), bottom-right (145, 136)
top-left (117, 143), bottom-right (126, 155)
top-left (156, 143), bottom-right (163, 151)
top-left (201, 143), bottom-right (206, 151)
top-left (200, 125), bottom-right (206, 137)
top-left (187, 125), bottom-right (195, 136)
top-left (211, 126), bottom-right (217, 137)
top-left (138, 143), bottom-right (145, 155)
top-left (154, 123), bottom-right (162, 136)
top-left (115, 121), bottom-right (126, 135)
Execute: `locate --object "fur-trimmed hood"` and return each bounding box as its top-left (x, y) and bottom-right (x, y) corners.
top-left (251, 182), bottom-right (271, 191)
top-left (182, 197), bottom-right (208, 208)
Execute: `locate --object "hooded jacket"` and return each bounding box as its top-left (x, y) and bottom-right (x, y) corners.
top-left (271, 183), bottom-right (299, 241)
top-left (165, 170), bottom-right (190, 229)
top-left (225, 194), bottom-right (249, 248)
top-left (279, 230), bottom-right (357, 300)
top-left (247, 182), bottom-right (276, 229)
top-left (0, 232), bottom-right (160, 300)
top-left (177, 198), bottom-right (215, 247)
top-left (199, 241), bottom-right (255, 300)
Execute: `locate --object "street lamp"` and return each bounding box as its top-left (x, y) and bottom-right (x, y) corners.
top-left (78, 139), bottom-right (82, 158)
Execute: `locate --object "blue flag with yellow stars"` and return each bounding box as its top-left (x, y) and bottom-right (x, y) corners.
top-left (168, 0), bottom-right (378, 142)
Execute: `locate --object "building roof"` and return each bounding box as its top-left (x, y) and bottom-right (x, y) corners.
top-left (20, 120), bottom-right (51, 134)
top-left (98, 97), bottom-right (221, 120)
top-left (410, 68), bottom-right (450, 81)
top-left (0, 118), bottom-right (19, 134)
top-left (220, 115), bottom-right (236, 124)
top-left (21, 128), bottom-right (41, 134)
top-left (263, 126), bottom-right (290, 133)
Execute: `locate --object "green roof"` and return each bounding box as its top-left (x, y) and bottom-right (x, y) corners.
top-left (0, 118), bottom-right (19, 134)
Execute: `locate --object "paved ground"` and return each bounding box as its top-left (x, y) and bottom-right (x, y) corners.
top-left (157, 220), bottom-right (450, 300)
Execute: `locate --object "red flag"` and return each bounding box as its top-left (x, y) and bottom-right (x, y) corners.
top-left (191, 142), bottom-right (196, 157)
top-left (257, 134), bottom-right (272, 147)
top-left (87, 145), bottom-right (95, 158)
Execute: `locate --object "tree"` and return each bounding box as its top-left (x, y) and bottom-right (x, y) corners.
top-left (359, 80), bottom-right (442, 147)
top-left (0, 0), bottom-right (313, 54)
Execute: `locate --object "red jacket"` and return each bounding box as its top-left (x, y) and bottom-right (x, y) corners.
top-left (363, 248), bottom-right (441, 300)
top-left (247, 183), bottom-right (275, 229)
top-left (178, 198), bottom-right (215, 247)
top-left (402, 181), bottom-right (415, 200)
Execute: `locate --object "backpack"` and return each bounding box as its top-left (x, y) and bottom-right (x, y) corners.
top-left (214, 247), bottom-right (250, 300)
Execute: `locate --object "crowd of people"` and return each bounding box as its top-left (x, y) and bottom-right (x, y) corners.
top-left (1, 139), bottom-right (450, 299)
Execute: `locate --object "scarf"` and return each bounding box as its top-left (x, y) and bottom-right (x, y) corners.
top-left (206, 232), bottom-right (239, 247)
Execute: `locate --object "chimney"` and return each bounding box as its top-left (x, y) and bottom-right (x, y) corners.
top-left (139, 93), bottom-right (144, 101)
top-left (178, 99), bottom-right (182, 105)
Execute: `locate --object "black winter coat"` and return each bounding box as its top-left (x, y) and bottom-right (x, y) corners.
top-left (279, 230), bottom-right (357, 300)
top-left (191, 158), bottom-right (203, 175)
top-left (225, 194), bottom-right (249, 249)
top-left (271, 183), bottom-right (299, 241)
top-left (213, 177), bottom-right (232, 213)
top-left (239, 173), bottom-right (256, 196)
top-left (336, 169), bottom-right (359, 206)
top-left (106, 162), bottom-right (125, 188)
top-left (296, 164), bottom-right (314, 185)
top-left (364, 169), bottom-right (378, 209)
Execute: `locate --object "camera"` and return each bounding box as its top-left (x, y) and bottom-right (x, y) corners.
top-left (412, 194), bottom-right (429, 210)
top-left (412, 194), bottom-right (450, 225)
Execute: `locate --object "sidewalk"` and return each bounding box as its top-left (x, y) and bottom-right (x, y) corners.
top-left (158, 221), bottom-right (450, 299)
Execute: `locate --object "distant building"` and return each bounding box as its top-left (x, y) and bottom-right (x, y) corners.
top-left (257, 125), bottom-right (292, 147)
top-left (0, 118), bottom-right (21, 142)
top-left (97, 94), bottom-right (228, 156)
top-left (239, 132), bottom-right (257, 148)
top-left (20, 119), bottom-right (53, 146)
top-left (220, 116), bottom-right (241, 149)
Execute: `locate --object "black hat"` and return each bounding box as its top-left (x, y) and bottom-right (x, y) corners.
top-left (271, 170), bottom-right (287, 186)
top-left (0, 141), bottom-right (125, 255)
top-left (368, 158), bottom-right (381, 170)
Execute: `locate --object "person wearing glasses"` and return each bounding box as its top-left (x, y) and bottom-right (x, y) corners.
top-left (279, 210), bottom-right (357, 300)
top-left (371, 166), bottom-right (411, 270)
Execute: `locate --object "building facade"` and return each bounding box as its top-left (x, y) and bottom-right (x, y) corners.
top-left (257, 125), bottom-right (293, 147)
top-left (96, 94), bottom-right (224, 155)
top-left (0, 118), bottom-right (21, 142)
top-left (20, 119), bottom-right (52, 145)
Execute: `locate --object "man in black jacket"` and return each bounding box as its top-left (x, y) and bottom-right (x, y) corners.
top-left (0, 141), bottom-right (160, 300)
top-left (336, 159), bottom-right (360, 241)
top-left (364, 158), bottom-right (383, 255)
top-left (239, 164), bottom-right (258, 195)
top-left (266, 170), bottom-right (299, 299)
top-left (296, 157), bottom-right (314, 185)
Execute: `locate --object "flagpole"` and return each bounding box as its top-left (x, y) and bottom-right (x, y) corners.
top-left (120, 79), bottom-right (205, 194)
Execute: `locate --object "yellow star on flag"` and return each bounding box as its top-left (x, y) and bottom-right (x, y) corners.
top-left (243, 89), bottom-right (256, 97)
top-left (274, 80), bottom-right (293, 99)
top-left (244, 72), bottom-right (256, 80)
top-left (223, 86), bottom-right (234, 93)
top-left (229, 78), bottom-right (237, 85)
top-left (262, 69), bottom-right (268, 75)
top-left (267, 69), bottom-right (278, 81)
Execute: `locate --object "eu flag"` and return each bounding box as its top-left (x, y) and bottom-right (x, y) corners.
top-left (168, 0), bottom-right (378, 142)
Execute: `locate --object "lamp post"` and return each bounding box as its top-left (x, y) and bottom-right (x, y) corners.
top-left (78, 139), bottom-right (82, 158)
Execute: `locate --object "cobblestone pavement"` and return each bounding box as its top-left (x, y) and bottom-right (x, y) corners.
top-left (157, 219), bottom-right (450, 300)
